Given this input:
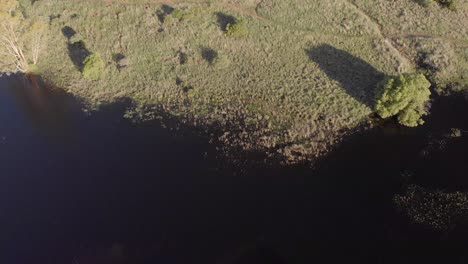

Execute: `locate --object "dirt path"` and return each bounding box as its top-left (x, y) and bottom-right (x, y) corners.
top-left (344, 0), bottom-right (413, 72)
top-left (387, 33), bottom-right (468, 47)
top-left (345, 1), bottom-right (468, 45)
top-left (254, 0), bottom-right (468, 46)
top-left (224, 2), bottom-right (272, 23)
top-left (89, 0), bottom-right (207, 6)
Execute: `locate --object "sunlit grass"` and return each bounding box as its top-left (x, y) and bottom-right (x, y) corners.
top-left (12, 0), bottom-right (468, 162)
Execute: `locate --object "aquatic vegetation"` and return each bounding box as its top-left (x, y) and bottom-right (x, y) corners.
top-left (375, 74), bottom-right (431, 127)
top-left (395, 185), bottom-right (468, 231)
top-left (449, 128), bottom-right (463, 138)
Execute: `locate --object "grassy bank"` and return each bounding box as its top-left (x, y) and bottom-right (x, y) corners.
top-left (3, 0), bottom-right (468, 162)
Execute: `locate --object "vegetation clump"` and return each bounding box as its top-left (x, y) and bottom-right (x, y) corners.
top-left (436, 0), bottom-right (458, 10)
top-left (170, 8), bottom-right (190, 21)
top-left (449, 128), bottom-right (463, 138)
top-left (415, 0), bottom-right (458, 10)
top-left (415, 0), bottom-right (434, 7)
top-left (224, 18), bottom-right (248, 37)
top-left (82, 53), bottom-right (105, 81)
top-left (213, 53), bottom-right (231, 69)
top-left (171, 9), bottom-right (184, 19)
top-left (375, 73), bottom-right (431, 127)
top-left (394, 185), bottom-right (468, 231)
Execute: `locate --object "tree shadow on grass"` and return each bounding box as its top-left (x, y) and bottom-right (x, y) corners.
top-left (112, 53), bottom-right (128, 71)
top-left (306, 44), bottom-right (385, 108)
top-left (156, 4), bottom-right (174, 23)
top-left (62, 26), bottom-right (91, 72)
top-left (215, 12), bottom-right (236, 32)
top-left (201, 47), bottom-right (218, 64)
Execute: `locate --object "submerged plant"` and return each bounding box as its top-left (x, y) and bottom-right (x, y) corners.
top-left (375, 73), bottom-right (431, 127)
top-left (395, 185), bottom-right (468, 231)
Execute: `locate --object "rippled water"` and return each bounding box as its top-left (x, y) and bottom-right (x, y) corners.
top-left (1, 74), bottom-right (467, 264)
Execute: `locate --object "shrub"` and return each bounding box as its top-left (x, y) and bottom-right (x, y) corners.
top-left (28, 63), bottom-right (40, 74)
top-left (82, 53), bottom-right (105, 80)
top-left (415, 0), bottom-right (458, 10)
top-left (171, 9), bottom-right (184, 19)
top-left (225, 18), bottom-right (248, 37)
top-left (213, 53), bottom-right (231, 69)
top-left (170, 8), bottom-right (189, 21)
top-left (437, 0), bottom-right (458, 10)
top-left (375, 73), bottom-right (431, 127)
top-left (415, 0), bottom-right (434, 7)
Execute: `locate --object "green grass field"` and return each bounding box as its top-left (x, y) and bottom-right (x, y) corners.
top-left (3, 0), bottom-right (468, 162)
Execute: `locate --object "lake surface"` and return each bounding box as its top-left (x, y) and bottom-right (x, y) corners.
top-left (1, 74), bottom-right (468, 264)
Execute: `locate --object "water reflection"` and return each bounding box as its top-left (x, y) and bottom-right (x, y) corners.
top-left (0, 74), bottom-right (75, 143)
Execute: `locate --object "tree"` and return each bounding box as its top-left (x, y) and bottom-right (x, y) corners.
top-left (375, 73), bottom-right (431, 127)
top-left (0, 0), bottom-right (46, 74)
top-left (82, 53), bottom-right (105, 81)
top-left (225, 18), bottom-right (248, 37)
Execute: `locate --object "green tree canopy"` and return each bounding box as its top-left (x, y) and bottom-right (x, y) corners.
top-left (375, 73), bottom-right (431, 127)
top-left (225, 18), bottom-right (248, 37)
top-left (83, 53), bottom-right (105, 81)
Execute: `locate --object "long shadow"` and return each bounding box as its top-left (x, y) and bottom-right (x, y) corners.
top-left (62, 26), bottom-right (91, 72)
top-left (306, 44), bottom-right (385, 108)
top-left (215, 12), bottom-right (236, 32)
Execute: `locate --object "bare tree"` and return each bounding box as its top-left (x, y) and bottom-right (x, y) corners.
top-left (0, 0), bottom-right (45, 73)
top-left (31, 28), bottom-right (42, 65)
top-left (0, 22), bottom-right (31, 72)
top-left (0, 21), bottom-right (45, 73)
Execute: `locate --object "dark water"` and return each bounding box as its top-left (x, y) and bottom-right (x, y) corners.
top-left (1, 74), bottom-right (468, 264)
